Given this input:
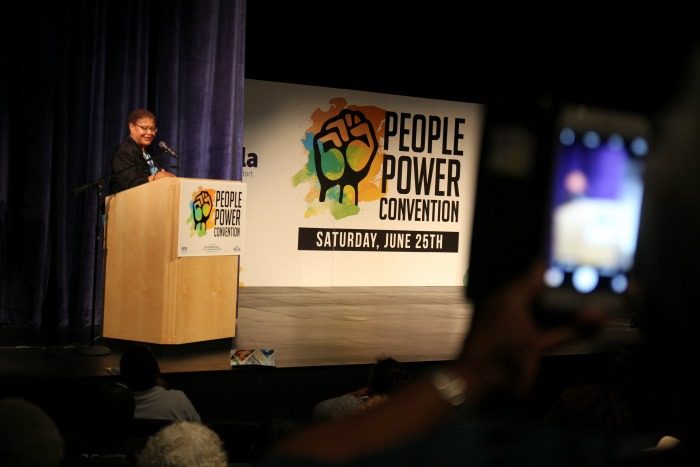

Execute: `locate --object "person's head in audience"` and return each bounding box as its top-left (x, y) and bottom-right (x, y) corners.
top-left (311, 357), bottom-right (410, 422)
top-left (121, 344), bottom-right (160, 391)
top-left (367, 356), bottom-right (410, 397)
top-left (137, 421), bottom-right (227, 467)
top-left (0, 398), bottom-right (64, 467)
top-left (362, 356), bottom-right (409, 410)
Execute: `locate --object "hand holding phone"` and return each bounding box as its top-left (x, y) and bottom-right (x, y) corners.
top-left (536, 105), bottom-right (651, 324)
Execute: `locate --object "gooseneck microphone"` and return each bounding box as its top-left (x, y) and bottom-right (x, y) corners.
top-left (158, 141), bottom-right (179, 158)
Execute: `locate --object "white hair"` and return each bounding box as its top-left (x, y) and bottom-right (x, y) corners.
top-left (137, 421), bottom-right (227, 467)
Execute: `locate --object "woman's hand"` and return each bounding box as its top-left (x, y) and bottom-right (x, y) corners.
top-left (149, 169), bottom-right (176, 182)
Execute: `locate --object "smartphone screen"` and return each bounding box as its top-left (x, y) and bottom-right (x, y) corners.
top-left (541, 107), bottom-right (650, 312)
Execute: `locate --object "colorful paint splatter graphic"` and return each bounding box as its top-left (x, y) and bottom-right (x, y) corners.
top-left (187, 187), bottom-right (216, 236)
top-left (293, 98), bottom-right (386, 219)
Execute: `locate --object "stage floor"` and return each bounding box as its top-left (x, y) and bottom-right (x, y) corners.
top-left (234, 286), bottom-right (471, 367)
top-left (0, 286), bottom-right (639, 379)
top-left (234, 286), bottom-right (638, 365)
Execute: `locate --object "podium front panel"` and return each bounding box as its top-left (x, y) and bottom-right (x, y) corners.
top-left (103, 178), bottom-right (238, 344)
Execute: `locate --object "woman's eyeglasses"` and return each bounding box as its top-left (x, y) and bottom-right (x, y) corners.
top-left (133, 123), bottom-right (158, 134)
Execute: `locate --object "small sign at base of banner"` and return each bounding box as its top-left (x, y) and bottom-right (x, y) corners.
top-left (230, 349), bottom-right (275, 367)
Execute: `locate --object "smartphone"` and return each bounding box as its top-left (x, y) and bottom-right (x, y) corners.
top-left (536, 105), bottom-right (651, 320)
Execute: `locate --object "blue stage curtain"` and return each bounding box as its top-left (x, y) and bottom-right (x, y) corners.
top-left (0, 0), bottom-right (246, 328)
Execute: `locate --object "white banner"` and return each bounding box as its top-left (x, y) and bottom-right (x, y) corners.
top-left (242, 80), bottom-right (482, 286)
top-left (177, 179), bottom-right (246, 257)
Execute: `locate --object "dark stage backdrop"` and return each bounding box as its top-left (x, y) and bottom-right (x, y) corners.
top-left (0, 0), bottom-right (246, 328)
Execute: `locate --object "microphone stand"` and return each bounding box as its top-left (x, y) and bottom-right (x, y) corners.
top-left (73, 173), bottom-right (112, 356)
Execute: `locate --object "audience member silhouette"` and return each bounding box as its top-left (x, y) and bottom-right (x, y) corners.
top-left (312, 357), bottom-right (409, 422)
top-left (77, 380), bottom-right (136, 458)
top-left (120, 344), bottom-right (201, 422)
top-left (0, 397), bottom-right (64, 467)
top-left (254, 46), bottom-right (700, 467)
top-left (137, 421), bottom-right (227, 467)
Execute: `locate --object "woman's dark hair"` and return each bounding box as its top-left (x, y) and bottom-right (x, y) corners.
top-left (127, 108), bottom-right (156, 125)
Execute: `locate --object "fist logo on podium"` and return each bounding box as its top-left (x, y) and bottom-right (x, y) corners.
top-left (313, 109), bottom-right (378, 205)
top-left (192, 190), bottom-right (213, 232)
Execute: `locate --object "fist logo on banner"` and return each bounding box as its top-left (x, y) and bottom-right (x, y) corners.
top-left (313, 109), bottom-right (378, 205)
top-left (192, 190), bottom-right (213, 233)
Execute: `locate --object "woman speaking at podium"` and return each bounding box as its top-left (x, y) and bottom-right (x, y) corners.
top-left (110, 108), bottom-right (175, 194)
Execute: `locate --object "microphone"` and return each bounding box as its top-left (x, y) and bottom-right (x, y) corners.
top-left (158, 141), bottom-right (179, 158)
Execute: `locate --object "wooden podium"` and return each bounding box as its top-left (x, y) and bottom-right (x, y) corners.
top-left (103, 177), bottom-right (240, 344)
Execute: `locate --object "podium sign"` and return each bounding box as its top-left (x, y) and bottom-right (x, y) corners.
top-left (177, 179), bottom-right (246, 257)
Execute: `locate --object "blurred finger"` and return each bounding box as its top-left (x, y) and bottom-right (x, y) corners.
top-left (512, 261), bottom-right (547, 301)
